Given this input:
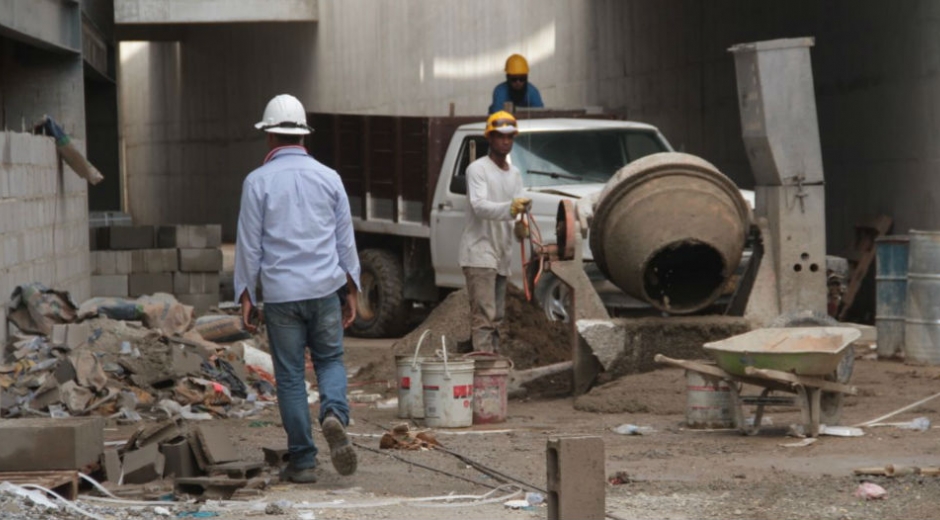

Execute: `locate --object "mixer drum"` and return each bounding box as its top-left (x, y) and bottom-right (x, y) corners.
top-left (589, 153), bottom-right (751, 314)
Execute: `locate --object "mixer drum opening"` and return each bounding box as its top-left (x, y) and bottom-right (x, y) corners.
top-left (643, 241), bottom-right (726, 313)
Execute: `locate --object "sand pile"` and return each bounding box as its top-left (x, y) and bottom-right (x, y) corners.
top-left (360, 285), bottom-right (570, 383)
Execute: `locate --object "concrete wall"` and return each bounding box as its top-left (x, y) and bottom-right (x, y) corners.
top-left (0, 131), bottom-right (92, 343)
top-left (119, 0), bottom-right (939, 255)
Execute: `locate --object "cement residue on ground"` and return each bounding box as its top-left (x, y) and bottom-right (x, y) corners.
top-left (573, 367), bottom-right (688, 414)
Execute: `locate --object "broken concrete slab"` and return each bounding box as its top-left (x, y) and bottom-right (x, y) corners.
top-left (122, 443), bottom-right (165, 484)
top-left (137, 419), bottom-right (183, 448)
top-left (194, 424), bottom-right (239, 465)
top-left (0, 417), bottom-right (104, 471)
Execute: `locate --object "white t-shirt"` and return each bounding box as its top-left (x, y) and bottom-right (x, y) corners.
top-left (458, 155), bottom-right (524, 276)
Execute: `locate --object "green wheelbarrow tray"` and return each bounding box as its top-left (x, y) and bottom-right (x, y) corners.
top-left (703, 327), bottom-right (861, 377)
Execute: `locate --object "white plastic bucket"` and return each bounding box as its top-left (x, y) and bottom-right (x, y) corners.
top-left (465, 352), bottom-right (513, 424)
top-left (396, 330), bottom-right (430, 419)
top-left (422, 338), bottom-right (475, 428)
top-left (685, 370), bottom-right (734, 429)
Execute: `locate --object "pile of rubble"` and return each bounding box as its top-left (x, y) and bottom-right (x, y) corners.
top-left (1, 283), bottom-right (276, 422)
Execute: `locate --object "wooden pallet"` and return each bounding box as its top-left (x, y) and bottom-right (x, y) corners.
top-left (0, 470), bottom-right (79, 500)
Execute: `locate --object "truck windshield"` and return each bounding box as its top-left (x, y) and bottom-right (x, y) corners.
top-left (510, 129), bottom-right (667, 187)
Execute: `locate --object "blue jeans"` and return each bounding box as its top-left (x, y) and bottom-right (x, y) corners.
top-left (265, 294), bottom-right (350, 470)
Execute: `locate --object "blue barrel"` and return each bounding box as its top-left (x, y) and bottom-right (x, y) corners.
top-left (905, 230), bottom-right (940, 365)
top-left (875, 236), bottom-right (909, 358)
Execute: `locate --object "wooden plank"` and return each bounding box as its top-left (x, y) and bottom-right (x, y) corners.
top-left (654, 354), bottom-right (730, 380)
top-left (838, 215), bottom-right (892, 321)
top-left (0, 470), bottom-right (79, 500)
top-left (743, 366), bottom-right (857, 395)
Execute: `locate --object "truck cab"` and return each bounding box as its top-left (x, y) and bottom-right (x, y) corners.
top-left (430, 118), bottom-right (675, 318)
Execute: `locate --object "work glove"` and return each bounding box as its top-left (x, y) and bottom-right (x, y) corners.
top-left (510, 197), bottom-right (532, 217)
top-left (514, 219), bottom-right (529, 241)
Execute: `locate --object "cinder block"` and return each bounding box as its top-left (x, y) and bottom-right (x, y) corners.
top-left (0, 417), bottom-right (104, 471)
top-left (91, 275), bottom-right (129, 297)
top-left (173, 273), bottom-right (220, 295)
top-left (158, 225), bottom-right (222, 249)
top-left (547, 436), bottom-right (605, 520)
top-left (178, 249), bottom-right (223, 273)
top-left (128, 273), bottom-right (174, 297)
top-left (131, 249), bottom-right (179, 273)
top-left (162, 438), bottom-right (200, 479)
top-left (96, 226), bottom-right (154, 250)
top-left (177, 293), bottom-right (220, 316)
top-left (101, 448), bottom-right (122, 483)
top-left (92, 251), bottom-right (132, 275)
top-left (122, 443), bottom-right (166, 484)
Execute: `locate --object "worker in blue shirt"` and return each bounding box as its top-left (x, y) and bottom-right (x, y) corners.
top-left (488, 54), bottom-right (544, 114)
top-left (235, 94), bottom-right (360, 483)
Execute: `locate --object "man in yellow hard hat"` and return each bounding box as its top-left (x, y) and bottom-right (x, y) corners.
top-left (488, 54), bottom-right (544, 114)
top-left (459, 111), bottom-right (531, 352)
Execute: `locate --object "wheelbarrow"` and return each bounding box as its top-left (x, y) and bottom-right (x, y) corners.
top-left (656, 327), bottom-right (860, 437)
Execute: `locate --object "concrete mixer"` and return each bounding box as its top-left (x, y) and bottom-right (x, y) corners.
top-left (524, 37), bottom-right (836, 395)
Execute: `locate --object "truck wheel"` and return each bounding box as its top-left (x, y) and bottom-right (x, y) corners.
top-left (534, 273), bottom-right (571, 323)
top-left (351, 249), bottom-right (409, 338)
top-left (770, 310), bottom-right (853, 425)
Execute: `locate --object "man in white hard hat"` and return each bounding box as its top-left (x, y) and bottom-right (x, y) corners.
top-left (459, 111), bottom-right (530, 353)
top-left (235, 94), bottom-right (360, 483)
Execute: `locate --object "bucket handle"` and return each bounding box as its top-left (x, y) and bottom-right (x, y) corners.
top-left (437, 335), bottom-right (451, 379)
top-left (412, 329), bottom-right (431, 369)
top-left (462, 351), bottom-right (515, 370)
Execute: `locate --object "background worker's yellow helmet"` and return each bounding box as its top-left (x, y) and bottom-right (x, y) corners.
top-left (485, 111), bottom-right (519, 137)
top-left (504, 54), bottom-right (530, 75)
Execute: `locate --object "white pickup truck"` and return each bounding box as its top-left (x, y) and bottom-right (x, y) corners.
top-left (307, 111), bottom-right (750, 337)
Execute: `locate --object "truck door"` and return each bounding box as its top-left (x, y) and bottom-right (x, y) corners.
top-left (430, 135), bottom-right (489, 288)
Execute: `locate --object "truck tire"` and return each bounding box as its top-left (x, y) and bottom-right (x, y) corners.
top-left (350, 249), bottom-right (409, 338)
top-left (534, 273), bottom-right (572, 323)
top-left (770, 310), bottom-right (853, 426)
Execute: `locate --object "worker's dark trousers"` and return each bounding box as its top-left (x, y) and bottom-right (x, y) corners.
top-left (463, 267), bottom-right (507, 353)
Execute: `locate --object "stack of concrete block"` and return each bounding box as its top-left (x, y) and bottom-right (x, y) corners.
top-left (160, 225), bottom-right (223, 314)
top-left (90, 224), bottom-right (222, 314)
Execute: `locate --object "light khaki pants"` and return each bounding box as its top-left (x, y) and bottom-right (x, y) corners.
top-left (463, 267), bottom-right (507, 353)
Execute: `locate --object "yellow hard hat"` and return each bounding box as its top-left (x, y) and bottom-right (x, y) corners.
top-left (504, 54), bottom-right (529, 75)
top-left (485, 111), bottom-right (519, 137)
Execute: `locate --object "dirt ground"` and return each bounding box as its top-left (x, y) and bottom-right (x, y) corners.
top-left (94, 337), bottom-right (940, 520)
top-left (138, 293), bottom-right (940, 520)
top-left (38, 287), bottom-right (935, 519)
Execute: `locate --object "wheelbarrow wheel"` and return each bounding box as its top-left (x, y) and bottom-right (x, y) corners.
top-left (770, 310), bottom-right (852, 425)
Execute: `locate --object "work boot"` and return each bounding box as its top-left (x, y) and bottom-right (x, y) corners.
top-left (279, 464), bottom-right (317, 484)
top-left (322, 413), bottom-right (357, 476)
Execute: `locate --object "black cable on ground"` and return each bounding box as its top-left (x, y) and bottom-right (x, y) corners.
top-left (352, 441), bottom-right (503, 490)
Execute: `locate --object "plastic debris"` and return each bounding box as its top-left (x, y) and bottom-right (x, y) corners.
top-left (819, 425), bottom-right (864, 437)
top-left (854, 482), bottom-right (887, 500)
top-left (525, 492), bottom-right (545, 506)
top-left (612, 424), bottom-right (655, 435)
top-left (896, 417), bottom-right (931, 431)
top-left (155, 506), bottom-right (172, 516)
top-left (504, 499), bottom-right (532, 510)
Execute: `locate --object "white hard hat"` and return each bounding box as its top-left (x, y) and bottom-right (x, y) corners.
top-left (254, 94), bottom-right (313, 135)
